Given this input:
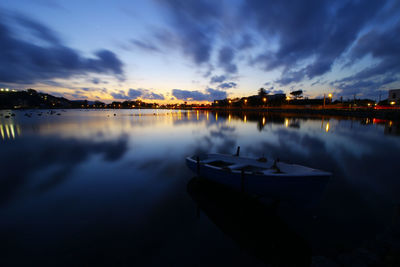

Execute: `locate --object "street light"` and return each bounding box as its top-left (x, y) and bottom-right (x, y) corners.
top-left (324, 93), bottom-right (333, 108)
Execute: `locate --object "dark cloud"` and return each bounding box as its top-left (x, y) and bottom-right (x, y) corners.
top-left (111, 88), bottom-right (165, 100)
top-left (333, 76), bottom-right (397, 99)
top-left (268, 89), bottom-right (285, 95)
top-left (71, 93), bottom-right (87, 99)
top-left (218, 82), bottom-right (237, 89)
top-left (73, 87), bottom-right (108, 95)
top-left (311, 79), bottom-right (326, 86)
top-left (0, 11), bottom-right (124, 84)
top-left (210, 75), bottom-right (226, 84)
top-left (147, 1), bottom-right (400, 97)
top-left (245, 0), bottom-right (386, 85)
top-left (15, 14), bottom-right (62, 44)
top-left (127, 89), bottom-right (143, 99)
top-left (41, 80), bottom-right (65, 87)
top-left (274, 69), bottom-right (307, 86)
top-left (172, 89), bottom-right (208, 101)
top-left (92, 78), bottom-right (100, 84)
top-left (156, 0), bottom-right (222, 65)
top-left (172, 88), bottom-right (227, 101)
top-left (110, 90), bottom-right (128, 100)
top-left (332, 20), bottom-right (400, 97)
top-left (218, 46), bottom-right (237, 74)
top-left (237, 33), bottom-right (254, 50)
top-left (206, 88), bottom-right (227, 100)
top-left (130, 39), bottom-right (160, 52)
top-left (144, 91), bottom-right (165, 100)
top-left (89, 78), bottom-right (108, 85)
top-left (202, 65), bottom-right (214, 78)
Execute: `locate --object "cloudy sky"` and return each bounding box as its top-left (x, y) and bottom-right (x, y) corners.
top-left (1, 0), bottom-right (399, 103)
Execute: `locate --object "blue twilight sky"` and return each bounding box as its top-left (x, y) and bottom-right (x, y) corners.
top-left (1, 0), bottom-right (400, 103)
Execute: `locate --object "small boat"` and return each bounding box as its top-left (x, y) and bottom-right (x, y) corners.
top-left (186, 148), bottom-right (331, 198)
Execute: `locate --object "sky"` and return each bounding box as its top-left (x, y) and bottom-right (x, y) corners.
top-left (0, 0), bottom-right (399, 103)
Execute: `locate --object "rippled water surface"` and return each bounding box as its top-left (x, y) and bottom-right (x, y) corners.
top-left (1, 109), bottom-right (399, 266)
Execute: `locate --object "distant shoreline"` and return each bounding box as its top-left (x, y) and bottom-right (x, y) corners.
top-left (2, 106), bottom-right (400, 120)
top-left (202, 107), bottom-right (400, 120)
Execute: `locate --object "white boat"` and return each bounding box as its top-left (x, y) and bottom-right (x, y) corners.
top-left (186, 151), bottom-right (331, 198)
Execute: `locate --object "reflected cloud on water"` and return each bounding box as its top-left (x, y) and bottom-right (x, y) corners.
top-left (0, 135), bottom-right (129, 205)
top-left (0, 109), bottom-right (400, 265)
top-left (1, 110), bottom-right (399, 142)
top-left (187, 177), bottom-right (312, 266)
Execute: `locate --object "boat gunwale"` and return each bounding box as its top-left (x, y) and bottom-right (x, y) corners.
top-left (186, 155), bottom-right (332, 177)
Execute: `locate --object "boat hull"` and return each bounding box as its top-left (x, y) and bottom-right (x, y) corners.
top-left (186, 157), bottom-right (330, 201)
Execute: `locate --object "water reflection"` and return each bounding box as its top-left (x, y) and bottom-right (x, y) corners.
top-left (187, 177), bottom-right (311, 266)
top-left (1, 110), bottom-right (399, 139)
top-left (0, 134), bottom-right (128, 205)
top-left (0, 109), bottom-right (399, 265)
top-left (384, 120), bottom-right (400, 136)
top-left (0, 121), bottom-right (21, 140)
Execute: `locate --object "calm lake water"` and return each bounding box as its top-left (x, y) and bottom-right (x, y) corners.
top-left (1, 109), bottom-right (399, 266)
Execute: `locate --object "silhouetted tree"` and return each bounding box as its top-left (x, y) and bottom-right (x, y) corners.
top-left (290, 90), bottom-right (303, 99)
top-left (258, 88), bottom-right (267, 97)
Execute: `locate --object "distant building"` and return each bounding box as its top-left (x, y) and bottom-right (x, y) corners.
top-left (266, 94), bottom-right (286, 101)
top-left (388, 89), bottom-right (400, 103)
